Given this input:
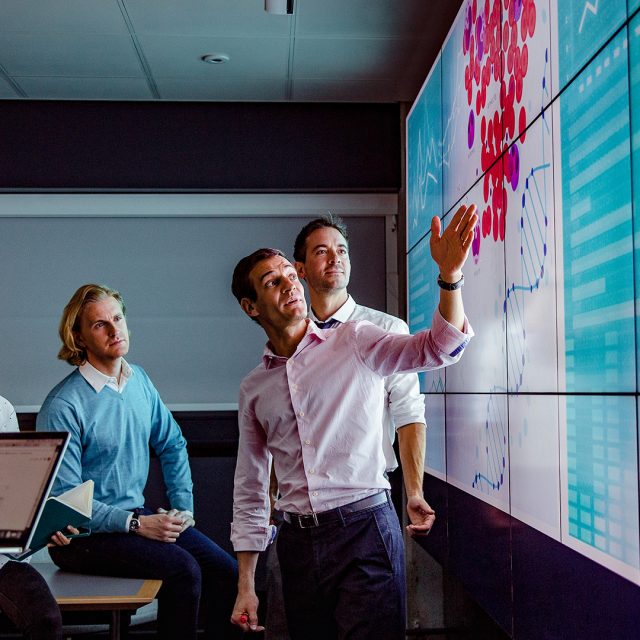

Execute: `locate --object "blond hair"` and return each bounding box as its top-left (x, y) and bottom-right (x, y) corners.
top-left (57, 284), bottom-right (126, 366)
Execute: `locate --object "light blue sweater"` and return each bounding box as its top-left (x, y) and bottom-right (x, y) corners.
top-left (36, 366), bottom-right (193, 533)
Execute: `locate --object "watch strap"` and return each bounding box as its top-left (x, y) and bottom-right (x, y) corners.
top-left (437, 274), bottom-right (464, 290)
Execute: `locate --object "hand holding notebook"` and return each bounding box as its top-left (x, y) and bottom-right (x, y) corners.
top-left (7, 480), bottom-right (93, 560)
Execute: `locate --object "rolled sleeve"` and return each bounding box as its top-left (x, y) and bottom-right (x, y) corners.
top-left (429, 309), bottom-right (474, 359)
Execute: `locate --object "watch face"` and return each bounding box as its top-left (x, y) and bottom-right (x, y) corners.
top-left (129, 517), bottom-right (140, 532)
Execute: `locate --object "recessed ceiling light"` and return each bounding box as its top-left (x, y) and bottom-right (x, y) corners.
top-left (201, 54), bottom-right (230, 64)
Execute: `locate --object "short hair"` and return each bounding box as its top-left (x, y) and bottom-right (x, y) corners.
top-left (231, 247), bottom-right (286, 304)
top-left (58, 284), bottom-right (126, 366)
top-left (292, 214), bottom-right (349, 263)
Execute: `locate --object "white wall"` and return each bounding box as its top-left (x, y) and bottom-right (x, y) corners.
top-left (0, 193), bottom-right (397, 410)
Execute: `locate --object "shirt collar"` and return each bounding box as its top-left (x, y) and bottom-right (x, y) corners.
top-left (309, 294), bottom-right (355, 325)
top-left (79, 359), bottom-right (133, 393)
top-left (262, 319), bottom-right (327, 368)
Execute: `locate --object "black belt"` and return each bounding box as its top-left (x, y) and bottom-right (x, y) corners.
top-left (283, 491), bottom-right (389, 529)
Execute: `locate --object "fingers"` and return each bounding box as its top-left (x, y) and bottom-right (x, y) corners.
top-left (449, 203), bottom-right (477, 230)
top-left (157, 508), bottom-right (195, 531)
top-left (160, 520), bottom-right (184, 543)
top-left (141, 513), bottom-right (184, 542)
top-left (231, 610), bottom-right (265, 633)
top-left (406, 523), bottom-right (433, 537)
top-left (51, 532), bottom-right (70, 545)
top-left (430, 215), bottom-right (442, 239)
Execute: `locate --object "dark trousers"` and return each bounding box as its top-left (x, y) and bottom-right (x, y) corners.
top-left (276, 498), bottom-right (406, 640)
top-left (0, 561), bottom-right (63, 640)
top-left (49, 516), bottom-right (239, 640)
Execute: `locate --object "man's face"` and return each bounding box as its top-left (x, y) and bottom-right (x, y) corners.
top-left (242, 255), bottom-right (307, 328)
top-left (295, 227), bottom-right (351, 294)
top-left (75, 296), bottom-right (129, 372)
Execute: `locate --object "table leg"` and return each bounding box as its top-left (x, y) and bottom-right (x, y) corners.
top-left (110, 610), bottom-right (121, 640)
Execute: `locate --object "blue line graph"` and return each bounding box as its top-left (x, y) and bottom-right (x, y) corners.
top-left (472, 392), bottom-right (508, 492)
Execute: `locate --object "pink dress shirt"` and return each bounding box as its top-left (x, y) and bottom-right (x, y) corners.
top-left (231, 310), bottom-right (473, 552)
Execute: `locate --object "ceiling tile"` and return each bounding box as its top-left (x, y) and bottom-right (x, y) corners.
top-left (0, 76), bottom-right (19, 98)
top-left (138, 34), bottom-right (290, 79)
top-left (0, 0), bottom-right (129, 34)
top-left (292, 78), bottom-right (403, 102)
top-left (295, 0), bottom-right (440, 38)
top-left (155, 76), bottom-right (287, 101)
top-left (124, 0), bottom-right (291, 37)
top-left (17, 76), bottom-right (153, 100)
top-left (0, 33), bottom-right (144, 77)
top-left (293, 36), bottom-right (426, 80)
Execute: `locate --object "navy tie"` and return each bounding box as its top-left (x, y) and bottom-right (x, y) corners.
top-left (315, 318), bottom-right (339, 329)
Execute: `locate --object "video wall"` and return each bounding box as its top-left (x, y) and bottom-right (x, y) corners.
top-left (407, 0), bottom-right (640, 584)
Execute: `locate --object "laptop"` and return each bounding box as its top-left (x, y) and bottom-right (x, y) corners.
top-left (0, 431), bottom-right (69, 554)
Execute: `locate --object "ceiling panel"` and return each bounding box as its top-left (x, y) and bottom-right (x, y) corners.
top-left (0, 33), bottom-right (143, 77)
top-left (124, 0), bottom-right (291, 37)
top-left (293, 36), bottom-right (428, 80)
top-left (0, 76), bottom-right (18, 98)
top-left (295, 0), bottom-right (437, 38)
top-left (0, 0), bottom-right (128, 34)
top-left (155, 76), bottom-right (287, 101)
top-left (292, 78), bottom-right (403, 103)
top-left (139, 34), bottom-right (290, 79)
top-left (16, 76), bottom-right (153, 100)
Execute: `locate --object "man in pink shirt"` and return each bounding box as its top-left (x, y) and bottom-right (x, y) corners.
top-left (230, 205), bottom-right (477, 639)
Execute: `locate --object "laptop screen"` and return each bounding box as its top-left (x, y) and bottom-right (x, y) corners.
top-left (0, 431), bottom-right (69, 553)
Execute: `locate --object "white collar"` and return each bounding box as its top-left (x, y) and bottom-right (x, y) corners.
top-left (309, 294), bottom-right (355, 325)
top-left (79, 359), bottom-right (133, 393)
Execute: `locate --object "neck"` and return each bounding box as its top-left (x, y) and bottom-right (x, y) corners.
top-left (264, 319), bottom-right (308, 358)
top-left (308, 289), bottom-right (349, 322)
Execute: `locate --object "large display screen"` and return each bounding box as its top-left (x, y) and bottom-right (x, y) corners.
top-left (407, 0), bottom-right (640, 584)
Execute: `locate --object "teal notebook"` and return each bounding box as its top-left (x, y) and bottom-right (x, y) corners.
top-left (9, 480), bottom-right (93, 560)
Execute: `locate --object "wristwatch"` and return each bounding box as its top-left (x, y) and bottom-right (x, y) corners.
top-left (129, 510), bottom-right (141, 533)
top-left (437, 273), bottom-right (464, 291)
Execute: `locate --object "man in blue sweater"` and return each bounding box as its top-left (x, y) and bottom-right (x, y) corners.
top-left (37, 284), bottom-right (239, 640)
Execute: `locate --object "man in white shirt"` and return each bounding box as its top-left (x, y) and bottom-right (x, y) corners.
top-left (229, 204), bottom-right (477, 639)
top-left (293, 214), bottom-right (434, 535)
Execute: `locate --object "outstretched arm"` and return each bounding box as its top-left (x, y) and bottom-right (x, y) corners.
top-left (430, 204), bottom-right (478, 331)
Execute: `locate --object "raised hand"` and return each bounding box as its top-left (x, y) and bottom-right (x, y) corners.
top-left (429, 204), bottom-right (478, 281)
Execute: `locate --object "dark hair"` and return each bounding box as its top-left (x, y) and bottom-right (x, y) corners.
top-left (231, 248), bottom-right (286, 304)
top-left (292, 214), bottom-right (349, 263)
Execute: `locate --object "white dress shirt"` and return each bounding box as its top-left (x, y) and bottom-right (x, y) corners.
top-left (231, 310), bottom-right (473, 551)
top-left (309, 295), bottom-right (425, 471)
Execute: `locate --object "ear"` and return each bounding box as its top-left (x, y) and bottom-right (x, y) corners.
top-left (240, 297), bottom-right (259, 319)
top-left (294, 261), bottom-right (307, 280)
top-left (73, 331), bottom-right (85, 348)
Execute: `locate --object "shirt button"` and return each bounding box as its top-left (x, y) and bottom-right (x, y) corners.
top-left (298, 411), bottom-right (304, 417)
top-left (305, 439), bottom-right (311, 445)
top-left (309, 469), bottom-right (315, 474)
top-left (313, 492), bottom-right (318, 497)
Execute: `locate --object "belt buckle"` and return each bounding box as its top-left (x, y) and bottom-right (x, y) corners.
top-left (298, 512), bottom-right (319, 528)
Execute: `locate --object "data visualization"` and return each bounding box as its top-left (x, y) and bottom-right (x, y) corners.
top-left (407, 0), bottom-right (640, 584)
